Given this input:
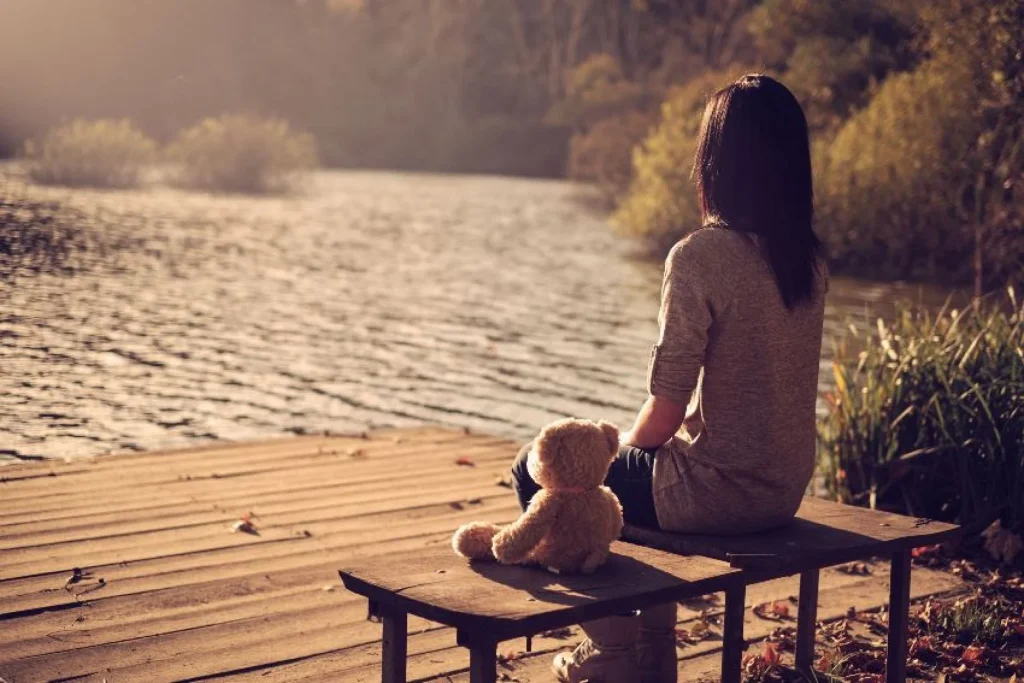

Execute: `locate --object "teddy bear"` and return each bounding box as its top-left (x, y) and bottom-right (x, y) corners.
top-left (451, 418), bottom-right (624, 574)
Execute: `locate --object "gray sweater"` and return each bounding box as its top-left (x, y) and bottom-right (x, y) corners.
top-left (648, 226), bottom-right (827, 533)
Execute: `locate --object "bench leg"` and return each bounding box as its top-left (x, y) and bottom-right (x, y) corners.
top-left (469, 642), bottom-right (498, 683)
top-left (458, 629), bottom-right (498, 683)
top-left (796, 568), bottom-right (820, 674)
top-left (381, 607), bottom-right (408, 683)
top-left (722, 579), bottom-right (746, 683)
top-left (886, 550), bottom-right (912, 683)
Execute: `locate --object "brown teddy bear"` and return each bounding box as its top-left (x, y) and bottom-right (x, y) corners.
top-left (451, 418), bottom-right (624, 574)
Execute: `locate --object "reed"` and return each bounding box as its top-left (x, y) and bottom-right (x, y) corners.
top-left (818, 290), bottom-right (1024, 538)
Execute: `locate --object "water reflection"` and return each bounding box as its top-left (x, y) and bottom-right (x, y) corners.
top-left (0, 170), bottom-right (956, 462)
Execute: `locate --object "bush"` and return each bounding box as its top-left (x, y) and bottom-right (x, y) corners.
top-left (818, 291), bottom-right (1024, 541)
top-left (815, 0), bottom-right (1024, 289)
top-left (612, 69), bottom-right (747, 255)
top-left (567, 111), bottom-right (654, 204)
top-left (816, 59), bottom-right (978, 281)
top-left (23, 119), bottom-right (157, 188)
top-left (167, 115), bottom-right (317, 194)
top-left (545, 54), bottom-right (649, 130)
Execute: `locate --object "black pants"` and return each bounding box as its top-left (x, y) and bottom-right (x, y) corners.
top-left (511, 442), bottom-right (661, 529)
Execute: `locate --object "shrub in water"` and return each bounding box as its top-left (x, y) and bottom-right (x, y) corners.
top-left (23, 119), bottom-right (157, 188)
top-left (167, 115), bottom-right (317, 194)
top-left (819, 291), bottom-right (1024, 543)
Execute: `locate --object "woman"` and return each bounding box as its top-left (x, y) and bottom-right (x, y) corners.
top-left (511, 74), bottom-right (827, 682)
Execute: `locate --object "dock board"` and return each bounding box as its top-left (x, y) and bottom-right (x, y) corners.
top-left (0, 428), bottom-right (964, 682)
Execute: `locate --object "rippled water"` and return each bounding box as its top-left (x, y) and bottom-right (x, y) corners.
top-left (0, 170), bottom-right (952, 462)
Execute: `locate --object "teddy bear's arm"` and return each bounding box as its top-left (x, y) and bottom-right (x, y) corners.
top-left (605, 489), bottom-right (625, 540)
top-left (491, 493), bottom-right (560, 565)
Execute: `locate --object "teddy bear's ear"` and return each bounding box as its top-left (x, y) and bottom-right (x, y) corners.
top-left (598, 421), bottom-right (619, 453)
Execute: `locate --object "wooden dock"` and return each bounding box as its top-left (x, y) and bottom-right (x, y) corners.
top-left (0, 428), bottom-right (964, 682)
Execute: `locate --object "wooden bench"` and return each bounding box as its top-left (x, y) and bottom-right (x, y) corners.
top-left (340, 541), bottom-right (744, 683)
top-left (623, 496), bottom-right (961, 683)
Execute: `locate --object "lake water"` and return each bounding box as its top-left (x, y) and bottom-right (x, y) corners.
top-left (0, 169), bottom-right (952, 462)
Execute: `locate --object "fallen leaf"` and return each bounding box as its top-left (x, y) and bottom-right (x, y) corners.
top-left (753, 601), bottom-right (792, 621)
top-left (455, 457), bottom-right (476, 467)
top-left (232, 519), bottom-right (259, 535)
top-left (911, 544), bottom-right (940, 559)
top-left (962, 645), bottom-right (985, 666)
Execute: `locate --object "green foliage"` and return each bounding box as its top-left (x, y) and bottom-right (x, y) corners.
top-left (550, 54), bottom-right (656, 204)
top-left (819, 291), bottom-right (1024, 536)
top-left (166, 115), bottom-right (318, 194)
top-left (612, 70), bottom-right (746, 254)
top-left (924, 596), bottom-right (1004, 645)
top-left (749, 0), bottom-right (918, 131)
top-left (816, 59), bottom-right (977, 280)
top-left (816, 0), bottom-right (1024, 289)
top-left (23, 119), bottom-right (157, 188)
top-left (546, 54), bottom-right (649, 130)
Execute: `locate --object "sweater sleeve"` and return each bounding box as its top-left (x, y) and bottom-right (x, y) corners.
top-left (647, 231), bottom-right (727, 404)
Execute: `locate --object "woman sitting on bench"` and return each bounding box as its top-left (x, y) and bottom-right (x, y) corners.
top-left (511, 74), bottom-right (829, 683)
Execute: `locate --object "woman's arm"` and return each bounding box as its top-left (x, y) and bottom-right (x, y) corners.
top-left (621, 395), bottom-right (688, 450)
top-left (625, 231), bottom-right (729, 451)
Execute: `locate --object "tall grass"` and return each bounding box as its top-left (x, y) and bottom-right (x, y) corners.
top-left (818, 291), bottom-right (1024, 537)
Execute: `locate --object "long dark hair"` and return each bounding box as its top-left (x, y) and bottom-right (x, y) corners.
top-left (693, 74), bottom-right (823, 309)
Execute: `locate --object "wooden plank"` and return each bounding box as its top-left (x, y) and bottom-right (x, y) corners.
top-left (623, 496), bottom-right (961, 571)
top-left (341, 544), bottom-right (738, 641)
top-left (0, 442), bottom-right (515, 527)
top-left (0, 484), bottom-right (516, 580)
top-left (0, 430), bottom-right (969, 683)
top-left (0, 426), bottom-right (459, 484)
top-left (0, 472), bottom-right (512, 551)
top-left (0, 498), bottom-right (522, 614)
top-left (0, 432), bottom-right (511, 505)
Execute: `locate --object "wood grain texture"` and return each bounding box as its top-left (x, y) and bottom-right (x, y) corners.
top-left (0, 429), bottom-right (967, 682)
top-left (341, 543), bottom-right (739, 640)
top-left (623, 496), bottom-right (961, 573)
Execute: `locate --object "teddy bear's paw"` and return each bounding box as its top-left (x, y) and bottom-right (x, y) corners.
top-left (451, 521), bottom-right (502, 560)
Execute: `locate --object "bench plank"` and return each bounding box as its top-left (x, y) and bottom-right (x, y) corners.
top-left (340, 542), bottom-right (740, 641)
top-left (623, 497), bottom-right (960, 571)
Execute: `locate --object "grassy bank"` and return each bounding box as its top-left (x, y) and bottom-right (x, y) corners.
top-left (818, 291), bottom-right (1023, 563)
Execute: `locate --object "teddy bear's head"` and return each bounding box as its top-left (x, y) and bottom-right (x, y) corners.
top-left (526, 418), bottom-right (619, 491)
